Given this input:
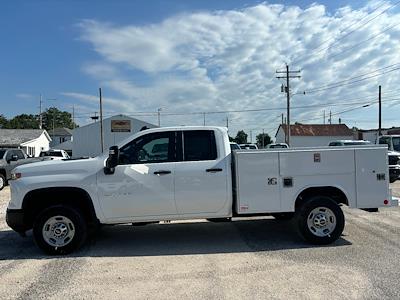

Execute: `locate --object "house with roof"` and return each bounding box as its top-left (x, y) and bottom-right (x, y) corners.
top-left (0, 129), bottom-right (51, 157)
top-left (49, 127), bottom-right (73, 148)
top-left (275, 124), bottom-right (355, 147)
top-left (49, 127), bottom-right (73, 155)
top-left (72, 115), bottom-right (157, 158)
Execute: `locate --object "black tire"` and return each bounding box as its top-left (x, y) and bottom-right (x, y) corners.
top-left (389, 177), bottom-right (397, 183)
top-left (33, 205), bottom-right (88, 255)
top-left (295, 196), bottom-right (345, 245)
top-left (272, 213), bottom-right (294, 221)
top-left (0, 174), bottom-right (5, 191)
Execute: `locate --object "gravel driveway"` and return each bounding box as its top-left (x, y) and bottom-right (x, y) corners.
top-left (0, 185), bottom-right (399, 299)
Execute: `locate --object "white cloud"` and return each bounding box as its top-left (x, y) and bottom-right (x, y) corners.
top-left (74, 1), bottom-right (400, 137)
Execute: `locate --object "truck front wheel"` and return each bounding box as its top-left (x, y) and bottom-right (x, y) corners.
top-left (295, 196), bottom-right (345, 245)
top-left (33, 205), bottom-right (88, 255)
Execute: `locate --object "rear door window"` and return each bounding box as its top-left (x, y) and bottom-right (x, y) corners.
top-left (15, 150), bottom-right (25, 159)
top-left (183, 130), bottom-right (217, 161)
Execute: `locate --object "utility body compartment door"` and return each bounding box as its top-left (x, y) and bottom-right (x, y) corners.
top-left (355, 147), bottom-right (389, 208)
top-left (234, 151), bottom-right (281, 213)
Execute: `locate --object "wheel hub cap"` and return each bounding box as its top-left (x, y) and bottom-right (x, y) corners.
top-left (42, 216), bottom-right (75, 247)
top-left (313, 213), bottom-right (327, 228)
top-left (307, 207), bottom-right (337, 237)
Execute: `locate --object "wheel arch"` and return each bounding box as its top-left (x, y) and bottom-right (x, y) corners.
top-left (22, 187), bottom-right (99, 229)
top-left (294, 185), bottom-right (349, 211)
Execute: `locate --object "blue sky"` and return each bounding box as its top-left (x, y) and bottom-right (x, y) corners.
top-left (1, 0), bottom-right (399, 138)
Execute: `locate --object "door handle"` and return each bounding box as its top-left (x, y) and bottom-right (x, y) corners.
top-left (206, 168), bottom-right (223, 173)
top-left (154, 170), bottom-right (171, 175)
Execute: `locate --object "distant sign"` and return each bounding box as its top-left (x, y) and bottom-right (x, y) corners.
top-left (111, 120), bottom-right (131, 132)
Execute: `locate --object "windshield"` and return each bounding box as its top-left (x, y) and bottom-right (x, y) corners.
top-left (0, 150), bottom-right (5, 159)
top-left (393, 137), bottom-right (400, 151)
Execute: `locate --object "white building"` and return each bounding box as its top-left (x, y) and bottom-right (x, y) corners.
top-left (275, 124), bottom-right (354, 147)
top-left (72, 115), bottom-right (157, 158)
top-left (0, 129), bottom-right (51, 157)
top-left (357, 127), bottom-right (400, 143)
top-left (49, 128), bottom-right (73, 148)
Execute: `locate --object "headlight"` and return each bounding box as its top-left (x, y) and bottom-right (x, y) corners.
top-left (10, 173), bottom-right (22, 180)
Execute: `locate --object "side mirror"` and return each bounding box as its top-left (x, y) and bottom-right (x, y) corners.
top-left (104, 146), bottom-right (119, 175)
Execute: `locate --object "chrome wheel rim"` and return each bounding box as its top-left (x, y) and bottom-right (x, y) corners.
top-left (42, 216), bottom-right (75, 247)
top-left (307, 207), bottom-right (336, 237)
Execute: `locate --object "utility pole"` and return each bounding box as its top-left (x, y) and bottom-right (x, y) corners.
top-left (378, 85), bottom-right (382, 136)
top-left (203, 112), bottom-right (206, 126)
top-left (323, 110), bottom-right (326, 124)
top-left (250, 130), bottom-right (253, 143)
top-left (157, 108), bottom-right (162, 127)
top-left (276, 65), bottom-right (301, 146)
top-left (262, 129), bottom-right (265, 148)
top-left (39, 94), bottom-right (43, 129)
top-left (329, 110), bottom-right (332, 125)
top-left (72, 105), bottom-right (75, 129)
top-left (99, 88), bottom-right (104, 154)
top-left (52, 110), bottom-right (55, 137)
top-left (46, 98), bottom-right (57, 136)
top-left (226, 116), bottom-right (229, 129)
top-left (281, 113), bottom-right (286, 143)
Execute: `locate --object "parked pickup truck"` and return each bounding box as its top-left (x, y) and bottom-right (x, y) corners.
top-left (377, 135), bottom-right (400, 182)
top-left (6, 126), bottom-right (396, 254)
top-left (0, 148), bottom-right (42, 191)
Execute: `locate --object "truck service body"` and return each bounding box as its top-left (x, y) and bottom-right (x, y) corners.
top-left (6, 126), bottom-right (396, 254)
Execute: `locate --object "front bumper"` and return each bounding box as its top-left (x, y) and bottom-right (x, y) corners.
top-left (6, 209), bottom-right (28, 233)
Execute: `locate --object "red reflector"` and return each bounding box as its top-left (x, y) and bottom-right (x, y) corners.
top-left (384, 200), bottom-right (389, 205)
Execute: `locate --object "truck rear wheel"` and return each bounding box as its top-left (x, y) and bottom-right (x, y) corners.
top-left (0, 174), bottom-right (5, 191)
top-left (33, 205), bottom-right (87, 255)
top-left (295, 196), bottom-right (344, 245)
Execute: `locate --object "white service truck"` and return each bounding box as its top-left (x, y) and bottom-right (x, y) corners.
top-left (6, 126), bottom-right (396, 254)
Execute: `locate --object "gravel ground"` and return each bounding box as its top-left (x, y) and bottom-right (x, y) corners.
top-left (0, 184), bottom-right (399, 300)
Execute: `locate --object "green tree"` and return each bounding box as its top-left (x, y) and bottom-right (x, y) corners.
top-left (42, 107), bottom-right (77, 130)
top-left (0, 114), bottom-right (8, 128)
top-left (234, 130), bottom-right (248, 144)
top-left (228, 135), bottom-right (235, 142)
top-left (7, 114), bottom-right (39, 129)
top-left (256, 133), bottom-right (272, 148)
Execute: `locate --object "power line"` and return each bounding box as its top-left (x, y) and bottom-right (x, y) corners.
top-left (296, 102), bottom-right (376, 123)
top-left (327, 21), bottom-right (400, 61)
top-left (72, 95), bottom-right (400, 120)
top-left (292, 0), bottom-right (400, 66)
top-left (306, 62), bottom-right (400, 91)
top-left (302, 64), bottom-right (400, 94)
